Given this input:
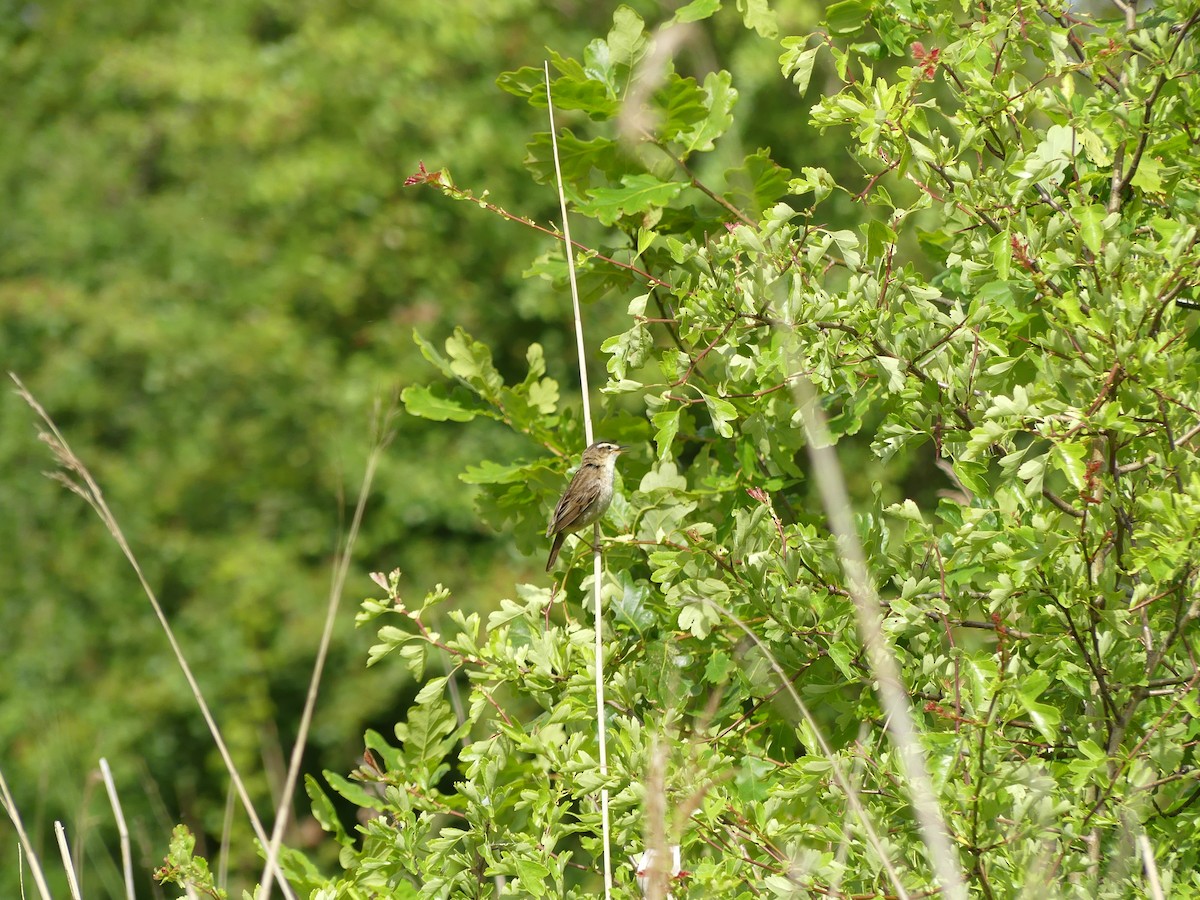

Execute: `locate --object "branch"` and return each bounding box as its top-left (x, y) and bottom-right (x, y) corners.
top-left (405, 162), bottom-right (674, 291)
top-left (1109, 9), bottom-right (1200, 211)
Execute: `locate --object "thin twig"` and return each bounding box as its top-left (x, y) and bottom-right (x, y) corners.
top-left (405, 162), bottom-right (672, 291)
top-left (649, 139), bottom-right (758, 228)
top-left (1043, 489), bottom-right (1084, 518)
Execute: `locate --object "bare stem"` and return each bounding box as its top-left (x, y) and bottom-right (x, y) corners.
top-left (99, 758), bottom-right (136, 900)
top-left (258, 398), bottom-right (396, 897)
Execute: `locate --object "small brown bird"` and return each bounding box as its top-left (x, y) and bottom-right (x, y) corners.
top-left (545, 441), bottom-right (626, 571)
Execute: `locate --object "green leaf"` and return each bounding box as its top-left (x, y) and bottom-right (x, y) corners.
top-left (827, 642), bottom-right (856, 680)
top-left (1012, 124), bottom-right (1075, 189)
top-left (639, 460), bottom-right (688, 492)
top-left (1078, 739), bottom-right (1107, 761)
top-left (780, 40), bottom-right (820, 96)
top-left (1130, 155), bottom-right (1164, 194)
top-left (414, 675), bottom-right (448, 706)
top-left (723, 150), bottom-right (793, 217)
top-left (604, 5), bottom-right (646, 69)
top-left (578, 174), bottom-right (686, 226)
top-left (975, 280), bottom-right (1014, 308)
top-left (611, 570), bottom-right (655, 632)
top-left (495, 65), bottom-right (546, 102)
top-left (460, 460), bottom-right (542, 485)
top-left (674, 0), bottom-right (721, 22)
top-left (395, 697), bottom-right (459, 787)
top-left (523, 129), bottom-right (622, 185)
top-left (863, 218), bottom-right (897, 259)
top-left (828, 228), bottom-right (862, 268)
top-left (1016, 452), bottom-right (1047, 496)
top-left (702, 392), bottom-right (738, 438)
top-left (877, 356), bottom-right (906, 392)
top-left (886, 499), bottom-right (925, 524)
top-left (989, 229), bottom-right (1012, 281)
top-left (652, 407), bottom-right (680, 459)
top-left (1017, 671), bottom-right (1062, 743)
top-left (704, 649), bottom-right (733, 683)
top-left (367, 625), bottom-right (416, 667)
top-left (734, 756), bottom-right (773, 801)
top-left (363, 728), bottom-right (404, 773)
top-left (157, 825), bottom-right (222, 898)
top-left (680, 70), bottom-right (737, 154)
top-left (514, 857), bottom-right (552, 889)
top-left (953, 460), bottom-right (989, 495)
top-left (401, 384), bottom-right (478, 422)
top-left (324, 770), bottom-right (383, 810)
top-left (737, 0), bottom-right (778, 38)
top-left (789, 166), bottom-right (834, 204)
top-left (305, 776), bottom-right (351, 846)
top-left (538, 66), bottom-right (621, 119)
top-left (527, 378), bottom-right (559, 414)
top-left (825, 0), bottom-right (871, 35)
top-left (413, 328), bottom-right (457, 379)
top-left (446, 328), bottom-right (504, 395)
top-left (601, 322), bottom-right (653, 379)
top-left (1051, 442), bottom-right (1087, 491)
top-left (655, 76), bottom-right (710, 143)
top-left (1076, 204), bottom-right (1107, 254)
top-left (679, 601), bottom-right (719, 638)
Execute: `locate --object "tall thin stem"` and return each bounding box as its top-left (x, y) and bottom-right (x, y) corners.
top-left (259, 402), bottom-right (395, 897)
top-left (545, 62), bottom-right (612, 896)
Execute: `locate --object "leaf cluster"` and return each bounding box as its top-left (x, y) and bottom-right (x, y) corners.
top-left (328, 0), bottom-right (1200, 895)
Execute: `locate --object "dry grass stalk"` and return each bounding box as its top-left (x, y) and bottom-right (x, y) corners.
top-left (10, 373), bottom-right (296, 900)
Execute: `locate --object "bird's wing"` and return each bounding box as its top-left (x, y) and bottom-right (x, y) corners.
top-left (547, 468), bottom-right (602, 536)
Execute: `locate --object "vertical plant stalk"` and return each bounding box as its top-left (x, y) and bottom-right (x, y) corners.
top-left (544, 63), bottom-right (612, 896)
top-left (0, 765), bottom-right (52, 900)
top-left (792, 377), bottom-right (968, 899)
top-left (258, 401), bottom-right (396, 898)
top-left (9, 374), bottom-right (297, 900)
top-left (98, 758), bottom-right (136, 900)
top-left (218, 783), bottom-right (236, 890)
top-left (641, 737), bottom-right (669, 900)
top-left (1138, 834), bottom-right (1164, 900)
top-left (54, 821), bottom-right (82, 900)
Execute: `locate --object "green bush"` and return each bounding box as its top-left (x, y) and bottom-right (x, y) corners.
top-left (299, 1), bottom-right (1200, 897)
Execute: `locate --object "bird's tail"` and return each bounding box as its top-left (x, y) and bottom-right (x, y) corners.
top-left (545, 533), bottom-right (566, 571)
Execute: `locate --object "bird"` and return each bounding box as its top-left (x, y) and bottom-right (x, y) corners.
top-left (545, 441), bottom-right (626, 571)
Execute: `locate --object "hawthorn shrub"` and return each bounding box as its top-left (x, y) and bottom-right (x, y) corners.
top-left (285, 1), bottom-right (1200, 896)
